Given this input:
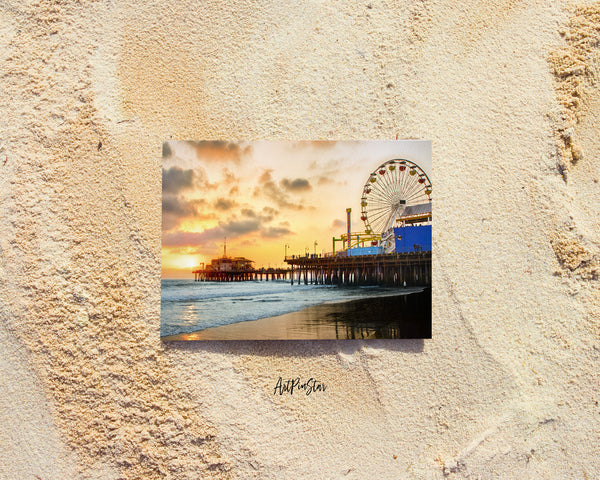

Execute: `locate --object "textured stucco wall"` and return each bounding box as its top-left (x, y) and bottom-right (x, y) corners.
top-left (0, 1), bottom-right (599, 478)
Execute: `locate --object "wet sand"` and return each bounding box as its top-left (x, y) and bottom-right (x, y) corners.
top-left (162, 288), bottom-right (431, 340)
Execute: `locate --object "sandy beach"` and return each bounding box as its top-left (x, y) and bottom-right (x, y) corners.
top-left (163, 288), bottom-right (431, 340)
top-left (1, 1), bottom-right (599, 479)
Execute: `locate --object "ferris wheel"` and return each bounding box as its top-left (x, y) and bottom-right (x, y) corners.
top-left (360, 159), bottom-right (432, 234)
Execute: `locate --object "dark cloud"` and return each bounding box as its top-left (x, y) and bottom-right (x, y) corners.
top-left (214, 198), bottom-right (237, 211)
top-left (332, 219), bottom-right (345, 229)
top-left (162, 195), bottom-right (201, 216)
top-left (261, 226), bottom-right (292, 238)
top-left (229, 186), bottom-right (239, 196)
top-left (280, 177), bottom-right (312, 192)
top-left (162, 204), bottom-right (289, 246)
top-left (162, 214), bottom-right (180, 233)
top-left (241, 208), bottom-right (257, 218)
top-left (227, 219), bottom-right (262, 235)
top-left (162, 167), bottom-right (195, 194)
top-left (162, 195), bottom-right (208, 231)
top-left (241, 208), bottom-right (275, 223)
top-left (253, 169), bottom-right (305, 210)
top-left (162, 141), bottom-right (172, 158)
top-left (189, 141), bottom-right (252, 163)
top-left (262, 206), bottom-right (279, 217)
top-left (162, 165), bottom-right (218, 194)
top-left (162, 217), bottom-right (262, 248)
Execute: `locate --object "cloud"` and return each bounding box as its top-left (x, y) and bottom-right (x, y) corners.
top-left (162, 165), bottom-right (219, 195)
top-left (261, 226), bottom-right (292, 238)
top-left (162, 195), bottom-right (201, 216)
top-left (163, 230), bottom-right (222, 248)
top-left (280, 177), bottom-right (312, 192)
top-left (162, 195), bottom-right (209, 231)
top-left (253, 169), bottom-right (306, 210)
top-left (258, 170), bottom-right (273, 183)
top-left (164, 246), bottom-right (211, 255)
top-left (317, 176), bottom-right (334, 185)
top-left (239, 238), bottom-right (258, 247)
top-left (332, 219), bottom-right (345, 229)
top-left (262, 206), bottom-right (279, 217)
top-left (214, 198), bottom-right (237, 211)
top-left (225, 219), bottom-right (262, 235)
top-left (189, 141), bottom-right (252, 163)
top-left (162, 204), bottom-right (289, 247)
top-left (162, 167), bottom-right (195, 194)
top-left (309, 156), bottom-right (355, 186)
top-left (240, 208), bottom-right (276, 223)
top-left (162, 217), bottom-right (262, 248)
top-left (162, 215), bottom-right (181, 232)
top-left (221, 168), bottom-right (239, 185)
top-left (241, 208), bottom-right (257, 218)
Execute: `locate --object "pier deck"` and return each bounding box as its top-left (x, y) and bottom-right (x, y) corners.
top-left (285, 252), bottom-right (431, 286)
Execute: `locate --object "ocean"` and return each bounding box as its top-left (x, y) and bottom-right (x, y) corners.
top-left (160, 279), bottom-right (426, 338)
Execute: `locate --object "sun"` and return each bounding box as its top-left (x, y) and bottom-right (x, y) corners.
top-left (183, 255), bottom-right (201, 269)
top-left (162, 250), bottom-right (205, 271)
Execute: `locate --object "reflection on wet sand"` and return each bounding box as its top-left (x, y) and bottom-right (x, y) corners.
top-left (162, 288), bottom-right (431, 341)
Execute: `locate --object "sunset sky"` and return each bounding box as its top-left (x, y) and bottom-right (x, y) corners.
top-left (162, 140), bottom-right (431, 278)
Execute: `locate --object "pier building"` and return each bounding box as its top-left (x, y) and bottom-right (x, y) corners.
top-left (192, 240), bottom-right (291, 282)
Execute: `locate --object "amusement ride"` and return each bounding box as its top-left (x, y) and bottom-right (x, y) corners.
top-left (335, 158), bottom-right (432, 254)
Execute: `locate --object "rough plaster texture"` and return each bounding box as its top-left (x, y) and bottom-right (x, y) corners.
top-left (0, 0), bottom-right (599, 478)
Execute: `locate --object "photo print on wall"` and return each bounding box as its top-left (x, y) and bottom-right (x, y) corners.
top-left (161, 140), bottom-right (432, 340)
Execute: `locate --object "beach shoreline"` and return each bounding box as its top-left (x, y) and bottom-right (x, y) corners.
top-left (162, 287), bottom-right (431, 340)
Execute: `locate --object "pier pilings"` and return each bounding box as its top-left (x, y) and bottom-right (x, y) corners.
top-left (192, 268), bottom-right (291, 282)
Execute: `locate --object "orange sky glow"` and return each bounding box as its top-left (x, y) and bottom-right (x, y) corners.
top-left (162, 140), bottom-right (431, 279)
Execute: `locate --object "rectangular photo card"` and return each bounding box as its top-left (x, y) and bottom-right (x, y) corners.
top-left (161, 140), bottom-right (432, 340)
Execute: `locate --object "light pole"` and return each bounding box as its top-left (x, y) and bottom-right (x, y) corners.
top-left (285, 243), bottom-right (290, 259)
top-left (314, 240), bottom-right (318, 256)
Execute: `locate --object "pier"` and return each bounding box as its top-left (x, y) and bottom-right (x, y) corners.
top-left (285, 252), bottom-right (431, 287)
top-left (193, 253), bottom-right (431, 286)
top-left (193, 267), bottom-right (291, 282)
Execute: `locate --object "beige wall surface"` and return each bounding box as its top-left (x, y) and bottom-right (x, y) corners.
top-left (1, 1), bottom-right (599, 478)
